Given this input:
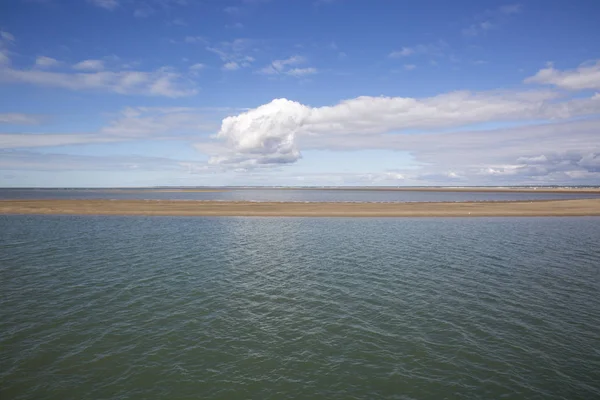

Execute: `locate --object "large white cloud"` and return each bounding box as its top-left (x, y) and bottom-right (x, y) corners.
top-left (211, 98), bottom-right (311, 166)
top-left (204, 60), bottom-right (600, 183)
top-left (209, 87), bottom-right (600, 166)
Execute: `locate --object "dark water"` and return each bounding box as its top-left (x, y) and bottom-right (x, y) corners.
top-left (2, 188), bottom-right (600, 202)
top-left (1, 216), bottom-right (600, 399)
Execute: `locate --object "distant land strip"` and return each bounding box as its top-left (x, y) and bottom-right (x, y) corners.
top-left (1, 199), bottom-right (600, 217)
top-left (4, 187), bottom-right (600, 194)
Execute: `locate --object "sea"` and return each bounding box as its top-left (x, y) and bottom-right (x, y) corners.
top-left (1, 187), bottom-right (600, 202)
top-left (1, 189), bottom-right (600, 399)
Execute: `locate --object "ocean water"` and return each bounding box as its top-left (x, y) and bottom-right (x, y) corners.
top-left (1, 188), bottom-right (600, 202)
top-left (1, 216), bottom-right (600, 399)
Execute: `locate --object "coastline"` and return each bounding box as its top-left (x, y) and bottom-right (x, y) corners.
top-left (1, 199), bottom-right (600, 217)
top-left (2, 187), bottom-right (600, 194)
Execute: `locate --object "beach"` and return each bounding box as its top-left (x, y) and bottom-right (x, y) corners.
top-left (2, 198), bottom-right (600, 217)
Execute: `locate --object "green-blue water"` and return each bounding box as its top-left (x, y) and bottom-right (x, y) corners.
top-left (1, 216), bottom-right (600, 399)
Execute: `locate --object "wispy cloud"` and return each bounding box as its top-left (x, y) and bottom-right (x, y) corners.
top-left (87, 0), bottom-right (119, 11)
top-left (226, 22), bottom-right (244, 29)
top-left (0, 113), bottom-right (45, 125)
top-left (0, 48), bottom-right (196, 97)
top-left (525, 61), bottom-right (600, 90)
top-left (184, 36), bottom-right (207, 44)
top-left (0, 31), bottom-right (15, 43)
top-left (207, 39), bottom-right (257, 70)
top-left (169, 19), bottom-right (187, 26)
top-left (499, 4), bottom-right (522, 15)
top-left (0, 106), bottom-right (223, 150)
top-left (223, 62), bottom-right (240, 71)
top-left (389, 47), bottom-right (414, 58)
top-left (462, 3), bottom-right (522, 37)
top-left (462, 21), bottom-right (494, 37)
top-left (224, 6), bottom-right (240, 14)
top-left (287, 67), bottom-right (317, 77)
top-left (133, 3), bottom-right (155, 18)
top-left (73, 59), bottom-right (105, 71)
top-left (35, 56), bottom-right (60, 68)
top-left (2, 34), bottom-right (195, 97)
top-left (389, 42), bottom-right (446, 59)
top-left (259, 55), bottom-right (317, 77)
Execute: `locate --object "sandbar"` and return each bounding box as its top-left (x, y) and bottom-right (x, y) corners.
top-left (1, 199), bottom-right (600, 217)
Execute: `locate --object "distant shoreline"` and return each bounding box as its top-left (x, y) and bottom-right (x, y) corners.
top-left (2, 199), bottom-right (600, 217)
top-left (2, 187), bottom-right (600, 194)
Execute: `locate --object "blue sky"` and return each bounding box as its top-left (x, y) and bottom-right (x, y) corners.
top-left (1, 0), bottom-right (599, 187)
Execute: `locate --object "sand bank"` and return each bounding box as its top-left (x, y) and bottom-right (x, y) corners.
top-left (272, 187), bottom-right (600, 193)
top-left (1, 199), bottom-right (600, 217)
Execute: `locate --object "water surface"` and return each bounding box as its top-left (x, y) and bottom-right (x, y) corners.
top-left (1, 188), bottom-right (600, 202)
top-left (1, 216), bottom-right (599, 399)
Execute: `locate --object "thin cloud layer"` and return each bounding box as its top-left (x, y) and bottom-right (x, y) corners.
top-left (0, 113), bottom-right (44, 125)
top-left (525, 61), bottom-right (600, 90)
top-left (0, 64), bottom-right (196, 97)
top-left (0, 33), bottom-right (196, 97)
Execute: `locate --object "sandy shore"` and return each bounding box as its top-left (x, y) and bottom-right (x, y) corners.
top-left (1, 199), bottom-right (600, 217)
top-left (101, 187), bottom-right (600, 193)
top-left (292, 187), bottom-right (600, 193)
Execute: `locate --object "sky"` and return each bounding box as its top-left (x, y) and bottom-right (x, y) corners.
top-left (0, 0), bottom-right (599, 187)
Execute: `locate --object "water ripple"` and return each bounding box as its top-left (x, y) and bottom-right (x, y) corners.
top-left (1, 216), bottom-right (600, 399)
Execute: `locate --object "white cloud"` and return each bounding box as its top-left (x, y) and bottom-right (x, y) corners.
top-left (287, 67), bottom-right (317, 77)
top-left (189, 63), bottom-right (205, 71)
top-left (0, 106), bottom-right (228, 150)
top-left (1, 31), bottom-right (15, 43)
top-left (35, 56), bottom-right (60, 68)
top-left (170, 19), bottom-right (187, 26)
top-left (404, 64), bottom-right (416, 71)
top-left (0, 65), bottom-right (197, 97)
top-left (100, 106), bottom-right (217, 138)
top-left (211, 98), bottom-right (311, 166)
top-left (184, 36), bottom-right (206, 44)
top-left (0, 43), bottom-right (195, 97)
top-left (525, 61), bottom-right (600, 90)
top-left (223, 61), bottom-right (240, 71)
top-left (73, 59), bottom-right (105, 71)
top-left (462, 4), bottom-right (521, 37)
top-left (0, 51), bottom-right (9, 66)
top-left (224, 6), bottom-right (240, 14)
top-left (0, 150), bottom-right (184, 172)
top-left (500, 4), bottom-right (522, 15)
top-left (389, 47), bottom-right (414, 58)
top-left (226, 22), bottom-right (244, 29)
top-left (389, 43), bottom-right (445, 59)
top-left (88, 0), bottom-right (119, 10)
top-left (207, 86), bottom-right (600, 168)
top-left (0, 30), bottom-right (14, 66)
top-left (259, 55), bottom-right (304, 74)
top-left (206, 38), bottom-right (257, 70)
top-left (134, 4), bottom-right (154, 18)
top-left (462, 21), bottom-right (494, 37)
top-left (258, 55), bottom-right (316, 77)
top-left (0, 133), bottom-right (120, 149)
top-left (0, 113), bottom-right (44, 125)
top-left (297, 119), bottom-right (600, 184)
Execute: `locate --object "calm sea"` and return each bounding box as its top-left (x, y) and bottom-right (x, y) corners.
top-left (1, 215), bottom-right (599, 399)
top-left (1, 188), bottom-right (600, 202)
